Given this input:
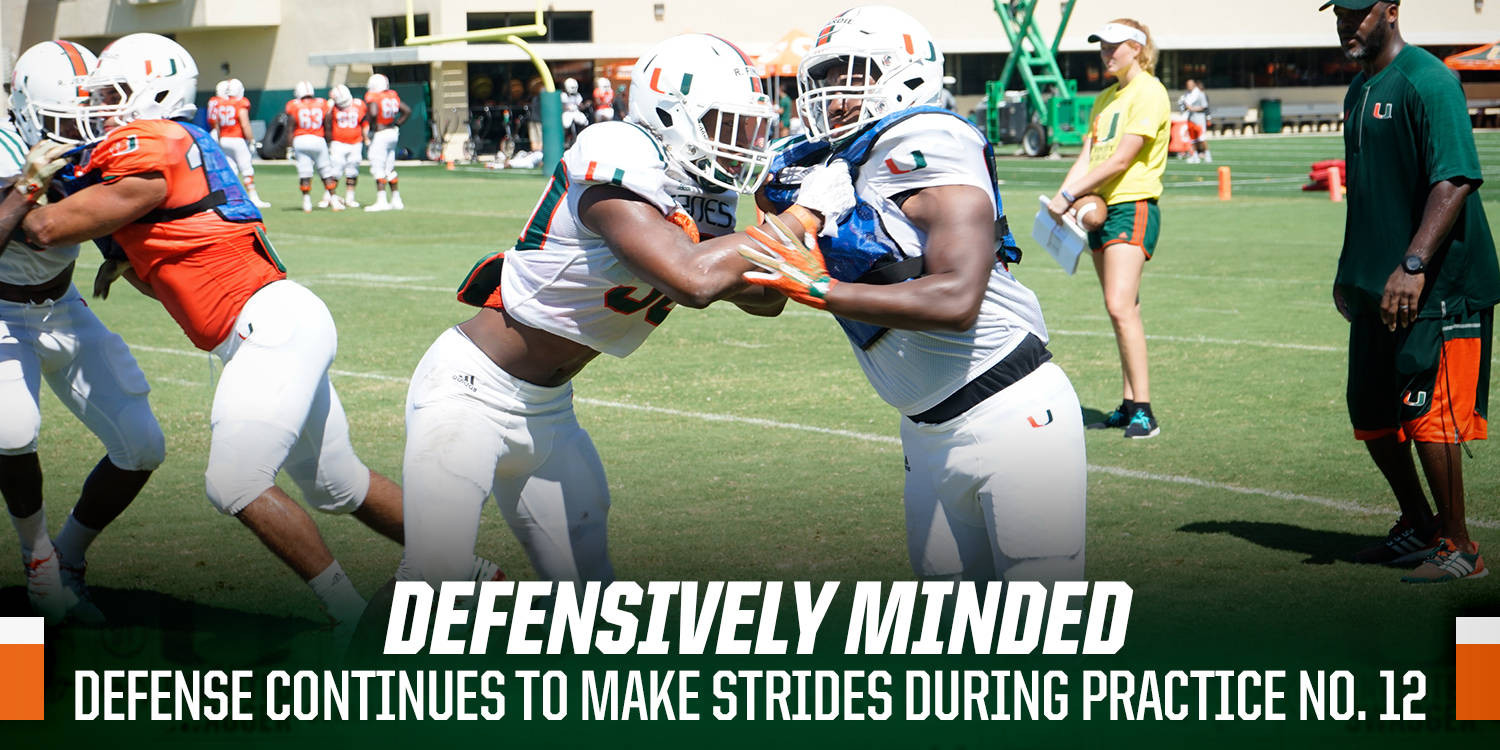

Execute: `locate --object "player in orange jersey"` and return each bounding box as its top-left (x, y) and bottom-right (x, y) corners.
top-left (326, 85), bottom-right (367, 208)
top-left (211, 78), bottom-right (269, 208)
top-left (362, 73), bottom-right (409, 212)
top-left (13, 34), bottom-right (416, 642)
top-left (286, 81), bottom-right (342, 212)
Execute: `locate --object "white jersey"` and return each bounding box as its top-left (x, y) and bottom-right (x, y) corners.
top-left (845, 113), bottom-right (1049, 415)
top-left (497, 121), bottom-right (738, 358)
top-left (0, 125), bottom-right (79, 285)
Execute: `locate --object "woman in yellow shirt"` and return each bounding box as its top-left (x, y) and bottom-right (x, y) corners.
top-left (1049, 18), bottom-right (1170, 439)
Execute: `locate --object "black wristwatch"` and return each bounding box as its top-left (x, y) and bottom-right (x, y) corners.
top-left (1402, 255), bottom-right (1426, 275)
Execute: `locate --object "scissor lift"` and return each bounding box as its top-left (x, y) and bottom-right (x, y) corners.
top-left (986, 0), bottom-right (1094, 156)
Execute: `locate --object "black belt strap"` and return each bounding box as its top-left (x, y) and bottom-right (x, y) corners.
top-left (907, 333), bottom-right (1051, 424)
top-left (136, 189), bottom-right (227, 224)
top-left (856, 255), bottom-right (924, 285)
top-left (0, 262), bottom-right (75, 305)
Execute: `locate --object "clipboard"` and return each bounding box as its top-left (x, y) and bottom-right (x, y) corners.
top-left (1031, 194), bottom-right (1087, 275)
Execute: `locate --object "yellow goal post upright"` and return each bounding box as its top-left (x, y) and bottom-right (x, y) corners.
top-left (402, 0), bottom-right (564, 174)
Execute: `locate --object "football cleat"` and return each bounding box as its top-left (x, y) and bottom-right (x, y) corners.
top-left (1402, 538), bottom-right (1488, 583)
top-left (390, 196), bottom-right (405, 211)
top-left (60, 561), bottom-right (106, 625)
top-left (364, 202), bottom-right (389, 212)
top-left (344, 197), bottom-right (360, 208)
top-left (1123, 408), bottom-right (1159, 439)
top-left (24, 551), bottom-right (68, 624)
top-left (472, 556), bottom-right (506, 583)
top-left (1354, 517), bottom-right (1439, 565)
top-left (328, 196), bottom-right (345, 212)
top-left (316, 197), bottom-right (331, 208)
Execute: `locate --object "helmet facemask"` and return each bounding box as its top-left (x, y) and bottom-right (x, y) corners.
top-left (74, 75), bottom-right (136, 141)
top-left (799, 51), bottom-right (940, 144)
top-left (676, 101), bottom-right (776, 194)
top-left (13, 86), bottom-right (91, 145)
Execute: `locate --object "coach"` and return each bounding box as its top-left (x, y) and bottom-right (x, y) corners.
top-left (1326, 0), bottom-right (1497, 582)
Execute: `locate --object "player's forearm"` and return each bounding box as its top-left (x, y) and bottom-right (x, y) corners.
top-left (23, 203), bottom-right (111, 247)
top-left (0, 187), bottom-right (34, 254)
top-left (1405, 179), bottom-right (1474, 264)
top-left (822, 273), bottom-right (984, 332)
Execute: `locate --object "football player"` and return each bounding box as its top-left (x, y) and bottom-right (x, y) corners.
top-left (0, 40), bottom-right (163, 624)
top-left (560, 77), bottom-right (589, 141)
top-left (326, 85), bottom-right (367, 208)
top-left (12, 34), bottom-right (410, 637)
top-left (592, 77), bottom-right (616, 123)
top-left (395, 33), bottom-right (853, 586)
top-left (745, 5), bottom-right (1087, 581)
top-left (362, 74), bottom-right (408, 212)
top-left (211, 78), bottom-right (269, 207)
top-left (285, 81), bottom-right (342, 212)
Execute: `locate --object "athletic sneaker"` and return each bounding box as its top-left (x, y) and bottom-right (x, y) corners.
top-left (364, 200), bottom-right (390, 213)
top-left (316, 197), bottom-right (331, 208)
top-left (24, 551), bottom-right (68, 623)
top-left (344, 197), bottom-right (360, 208)
top-left (1123, 408), bottom-right (1160, 439)
top-left (390, 195), bottom-right (405, 211)
top-left (1087, 403), bottom-right (1131, 430)
top-left (1402, 538), bottom-right (1488, 583)
top-left (1354, 516), bottom-right (1439, 565)
top-left (60, 561), bottom-right (106, 625)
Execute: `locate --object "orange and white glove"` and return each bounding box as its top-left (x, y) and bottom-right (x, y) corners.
top-left (737, 213), bottom-right (836, 310)
top-left (17, 141), bottom-right (70, 204)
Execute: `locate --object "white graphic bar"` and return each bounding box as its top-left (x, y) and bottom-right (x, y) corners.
top-left (1457, 617), bottom-right (1500, 645)
top-left (0, 616), bottom-right (44, 645)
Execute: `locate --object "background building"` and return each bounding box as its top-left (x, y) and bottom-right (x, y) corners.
top-left (3, 0), bottom-right (1495, 156)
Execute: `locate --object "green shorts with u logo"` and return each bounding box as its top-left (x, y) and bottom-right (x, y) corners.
top-left (1088, 198), bottom-right (1162, 259)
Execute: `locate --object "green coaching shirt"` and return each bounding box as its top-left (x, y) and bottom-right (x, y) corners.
top-left (1336, 45), bottom-right (1499, 318)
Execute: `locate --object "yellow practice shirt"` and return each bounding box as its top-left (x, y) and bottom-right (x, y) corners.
top-left (1086, 72), bottom-right (1170, 204)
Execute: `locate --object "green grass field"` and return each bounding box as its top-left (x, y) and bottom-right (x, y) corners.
top-left (6, 132), bottom-right (1500, 744)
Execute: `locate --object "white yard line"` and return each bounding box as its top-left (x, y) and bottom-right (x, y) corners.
top-left (120, 342), bottom-right (1497, 529)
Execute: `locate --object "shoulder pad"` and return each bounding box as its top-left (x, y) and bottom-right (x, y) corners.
top-left (0, 125), bottom-right (24, 184)
top-left (563, 122), bottom-right (684, 214)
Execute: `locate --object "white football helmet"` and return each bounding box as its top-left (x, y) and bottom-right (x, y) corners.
top-left (214, 80), bottom-right (229, 98)
top-left (627, 34), bottom-right (777, 194)
top-left (294, 80), bottom-right (314, 99)
top-left (564, 77), bottom-right (579, 95)
top-left (226, 78), bottom-right (244, 98)
top-left (595, 77), bottom-right (611, 91)
top-left (797, 5), bottom-right (946, 144)
top-left (366, 73), bottom-right (389, 94)
top-left (330, 84), bottom-right (353, 108)
top-left (73, 33), bottom-right (198, 140)
top-left (8, 40), bottom-right (98, 146)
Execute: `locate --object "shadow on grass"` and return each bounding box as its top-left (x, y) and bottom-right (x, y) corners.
top-left (1179, 520), bottom-right (1373, 565)
top-left (1081, 406), bottom-right (1112, 426)
top-left (0, 584), bottom-right (320, 668)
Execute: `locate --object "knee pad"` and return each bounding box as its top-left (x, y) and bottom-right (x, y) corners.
top-left (203, 421), bottom-right (292, 515)
top-left (108, 399), bottom-right (166, 471)
top-left (0, 403), bottom-right (40, 455)
top-left (284, 443), bottom-right (369, 514)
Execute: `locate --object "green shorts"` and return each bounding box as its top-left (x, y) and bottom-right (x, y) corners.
top-left (1088, 198), bottom-right (1161, 259)
top-left (1346, 307), bottom-right (1492, 443)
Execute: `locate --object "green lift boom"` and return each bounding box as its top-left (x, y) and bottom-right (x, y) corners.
top-left (986, 0), bottom-right (1094, 156)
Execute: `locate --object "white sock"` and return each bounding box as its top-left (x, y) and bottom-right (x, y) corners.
top-left (308, 561), bottom-right (365, 623)
top-left (54, 513), bottom-right (100, 567)
top-left (390, 189), bottom-right (401, 200)
top-left (10, 509), bottom-right (52, 561)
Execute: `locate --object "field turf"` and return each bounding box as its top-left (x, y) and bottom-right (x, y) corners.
top-left (4, 132), bottom-right (1500, 744)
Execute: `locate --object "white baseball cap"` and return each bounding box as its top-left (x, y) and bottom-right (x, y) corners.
top-left (1088, 23), bottom-right (1148, 47)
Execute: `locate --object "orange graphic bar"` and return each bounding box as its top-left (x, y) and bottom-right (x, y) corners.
top-left (1457, 617), bottom-right (1500, 720)
top-left (0, 617), bottom-right (44, 720)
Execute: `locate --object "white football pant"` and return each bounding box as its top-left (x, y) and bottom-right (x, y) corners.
top-left (901, 362), bottom-right (1087, 582)
top-left (329, 141), bottom-right (362, 179)
top-left (218, 136), bottom-right (255, 178)
top-left (291, 134), bottom-right (334, 181)
top-left (203, 280), bottom-right (370, 516)
top-left (0, 287), bottom-right (164, 470)
top-left (368, 128), bottom-right (399, 181)
top-left (400, 327), bottom-right (612, 585)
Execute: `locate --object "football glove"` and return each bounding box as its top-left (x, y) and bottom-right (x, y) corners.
top-left (737, 213), bottom-right (836, 310)
top-left (794, 160), bottom-right (856, 237)
top-left (93, 259), bottom-right (129, 300)
top-left (17, 141), bottom-right (70, 204)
